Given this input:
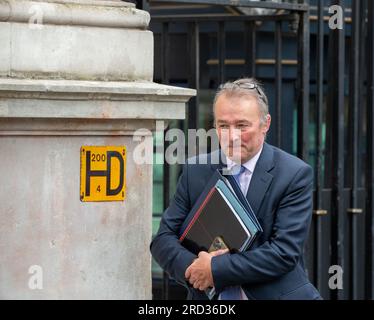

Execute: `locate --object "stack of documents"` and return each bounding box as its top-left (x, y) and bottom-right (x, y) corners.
top-left (179, 169), bottom-right (262, 299)
top-left (179, 169), bottom-right (262, 254)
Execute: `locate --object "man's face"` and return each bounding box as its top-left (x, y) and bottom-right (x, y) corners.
top-left (214, 93), bottom-right (271, 163)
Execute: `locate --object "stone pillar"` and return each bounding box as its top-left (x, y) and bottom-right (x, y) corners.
top-left (0, 0), bottom-right (195, 299)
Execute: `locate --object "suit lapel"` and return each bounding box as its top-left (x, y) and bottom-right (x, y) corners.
top-left (246, 143), bottom-right (275, 217)
top-left (209, 145), bottom-right (274, 218)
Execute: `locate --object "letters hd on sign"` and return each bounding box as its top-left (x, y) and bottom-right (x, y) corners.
top-left (80, 146), bottom-right (126, 202)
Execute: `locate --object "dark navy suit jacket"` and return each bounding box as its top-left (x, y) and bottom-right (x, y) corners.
top-left (150, 143), bottom-right (322, 300)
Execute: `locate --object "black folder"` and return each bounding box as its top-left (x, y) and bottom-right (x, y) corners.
top-left (178, 169), bottom-right (262, 299)
top-left (179, 169), bottom-right (262, 254)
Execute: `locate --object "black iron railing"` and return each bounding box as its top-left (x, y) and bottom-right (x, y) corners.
top-left (145, 0), bottom-right (374, 300)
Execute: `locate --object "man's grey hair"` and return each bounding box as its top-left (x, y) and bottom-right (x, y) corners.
top-left (213, 78), bottom-right (270, 125)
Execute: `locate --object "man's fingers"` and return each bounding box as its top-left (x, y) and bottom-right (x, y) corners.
top-left (188, 272), bottom-right (197, 285)
top-left (198, 251), bottom-right (207, 258)
top-left (185, 266), bottom-right (191, 279)
top-left (186, 257), bottom-right (199, 279)
top-left (195, 281), bottom-right (208, 291)
top-left (198, 281), bottom-right (208, 291)
top-left (210, 249), bottom-right (229, 257)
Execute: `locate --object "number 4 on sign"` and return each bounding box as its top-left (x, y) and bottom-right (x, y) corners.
top-left (97, 185), bottom-right (101, 192)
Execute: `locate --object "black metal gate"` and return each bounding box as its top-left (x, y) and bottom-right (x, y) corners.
top-left (142, 0), bottom-right (374, 300)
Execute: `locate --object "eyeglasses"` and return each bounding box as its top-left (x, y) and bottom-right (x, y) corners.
top-left (219, 81), bottom-right (265, 100)
top-left (233, 82), bottom-right (264, 98)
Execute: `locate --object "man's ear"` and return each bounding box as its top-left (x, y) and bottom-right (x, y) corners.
top-left (263, 114), bottom-right (271, 134)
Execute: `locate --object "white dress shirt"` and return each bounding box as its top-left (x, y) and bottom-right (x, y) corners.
top-left (226, 145), bottom-right (263, 196)
top-left (218, 145), bottom-right (263, 300)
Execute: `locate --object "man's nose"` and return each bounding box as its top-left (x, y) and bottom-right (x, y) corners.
top-left (229, 127), bottom-right (241, 141)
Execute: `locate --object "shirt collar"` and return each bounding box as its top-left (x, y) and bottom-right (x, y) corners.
top-left (225, 145), bottom-right (263, 174)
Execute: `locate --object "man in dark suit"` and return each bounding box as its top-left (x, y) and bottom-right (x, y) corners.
top-left (150, 78), bottom-right (322, 300)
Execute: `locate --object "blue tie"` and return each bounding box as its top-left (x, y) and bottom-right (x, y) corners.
top-left (220, 165), bottom-right (246, 300)
top-left (233, 165), bottom-right (246, 189)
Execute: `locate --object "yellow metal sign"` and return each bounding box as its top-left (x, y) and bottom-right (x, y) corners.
top-left (80, 146), bottom-right (126, 202)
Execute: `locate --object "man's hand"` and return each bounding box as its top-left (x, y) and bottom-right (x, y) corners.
top-left (185, 249), bottom-right (229, 291)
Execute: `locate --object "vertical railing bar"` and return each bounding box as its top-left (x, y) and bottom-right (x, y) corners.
top-left (188, 21), bottom-right (200, 131)
top-left (348, 0), bottom-right (361, 300)
top-left (244, 21), bottom-right (250, 77)
top-left (329, 0), bottom-right (345, 300)
top-left (325, 14), bottom-right (335, 299)
top-left (251, 21), bottom-right (257, 77)
top-left (251, 22), bottom-right (256, 77)
top-left (195, 22), bottom-right (200, 108)
top-left (275, 21), bottom-right (282, 149)
top-left (359, 0), bottom-right (368, 300)
top-left (218, 21), bottom-right (226, 84)
top-left (315, 0), bottom-right (325, 294)
top-left (303, 8), bottom-right (310, 162)
top-left (296, 3), bottom-right (311, 288)
top-left (244, 21), bottom-right (256, 77)
top-left (296, 8), bottom-right (310, 161)
top-left (366, 0), bottom-right (374, 301)
top-left (358, 0), bottom-right (367, 182)
top-left (161, 22), bottom-right (170, 87)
